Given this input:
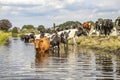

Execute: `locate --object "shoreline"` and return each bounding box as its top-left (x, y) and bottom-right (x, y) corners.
top-left (68, 36), bottom-right (120, 55)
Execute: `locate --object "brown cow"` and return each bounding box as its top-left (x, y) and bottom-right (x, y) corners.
top-left (83, 22), bottom-right (92, 31)
top-left (34, 37), bottom-right (50, 54)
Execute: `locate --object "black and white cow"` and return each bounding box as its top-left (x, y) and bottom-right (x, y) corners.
top-left (95, 19), bottom-right (113, 36)
top-left (115, 17), bottom-right (120, 35)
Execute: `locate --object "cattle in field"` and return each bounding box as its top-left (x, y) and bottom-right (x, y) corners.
top-left (82, 22), bottom-right (93, 36)
top-left (95, 19), bottom-right (113, 36)
top-left (75, 27), bottom-right (88, 37)
top-left (34, 37), bottom-right (50, 54)
top-left (83, 22), bottom-right (92, 31)
top-left (115, 17), bottom-right (120, 35)
top-left (57, 29), bottom-right (78, 39)
top-left (95, 20), bottom-right (104, 35)
top-left (103, 19), bottom-right (113, 36)
top-left (115, 17), bottom-right (120, 27)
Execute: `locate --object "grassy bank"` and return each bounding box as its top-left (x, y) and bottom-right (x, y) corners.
top-left (68, 36), bottom-right (120, 52)
top-left (0, 30), bottom-right (11, 45)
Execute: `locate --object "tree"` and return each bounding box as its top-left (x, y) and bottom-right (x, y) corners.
top-left (12, 27), bottom-right (19, 33)
top-left (98, 18), bottom-right (103, 21)
top-left (22, 25), bottom-right (35, 30)
top-left (37, 25), bottom-right (45, 31)
top-left (0, 19), bottom-right (12, 31)
top-left (12, 27), bottom-right (19, 37)
top-left (56, 21), bottom-right (82, 29)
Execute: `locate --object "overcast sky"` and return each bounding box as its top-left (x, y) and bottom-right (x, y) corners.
top-left (0, 0), bottom-right (120, 28)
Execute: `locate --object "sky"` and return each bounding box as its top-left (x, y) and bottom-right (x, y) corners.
top-left (0, 0), bottom-right (120, 28)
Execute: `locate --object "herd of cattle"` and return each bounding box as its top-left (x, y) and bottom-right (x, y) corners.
top-left (20, 17), bottom-right (120, 54)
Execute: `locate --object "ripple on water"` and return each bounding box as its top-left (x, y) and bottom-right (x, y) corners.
top-left (0, 38), bottom-right (120, 79)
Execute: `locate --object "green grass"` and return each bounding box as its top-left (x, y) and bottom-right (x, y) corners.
top-left (68, 36), bottom-right (120, 52)
top-left (0, 30), bottom-right (11, 45)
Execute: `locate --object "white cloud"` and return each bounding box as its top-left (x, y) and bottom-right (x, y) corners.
top-left (1, 6), bottom-right (11, 11)
top-left (0, 0), bottom-right (44, 5)
top-left (0, 0), bottom-right (120, 28)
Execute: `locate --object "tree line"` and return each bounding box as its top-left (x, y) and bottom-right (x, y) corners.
top-left (0, 17), bottom-right (119, 34)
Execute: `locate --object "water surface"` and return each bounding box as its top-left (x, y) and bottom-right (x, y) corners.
top-left (0, 37), bottom-right (120, 80)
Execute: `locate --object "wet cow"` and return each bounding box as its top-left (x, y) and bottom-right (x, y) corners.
top-left (34, 37), bottom-right (50, 54)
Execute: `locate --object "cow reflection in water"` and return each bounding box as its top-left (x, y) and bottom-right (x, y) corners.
top-left (35, 52), bottom-right (49, 68)
top-left (51, 45), bottom-right (68, 58)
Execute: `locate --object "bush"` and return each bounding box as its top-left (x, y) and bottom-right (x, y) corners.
top-left (0, 30), bottom-right (11, 45)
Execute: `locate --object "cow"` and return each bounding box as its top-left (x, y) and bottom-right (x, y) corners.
top-left (29, 32), bottom-right (35, 39)
top-left (20, 34), bottom-right (26, 41)
top-left (103, 19), bottom-right (113, 36)
top-left (34, 37), bottom-right (50, 55)
top-left (29, 32), bottom-right (35, 42)
top-left (34, 39), bottom-right (40, 52)
top-left (83, 22), bottom-right (92, 31)
top-left (82, 22), bottom-right (93, 36)
top-left (60, 31), bottom-right (70, 44)
top-left (40, 30), bottom-right (45, 38)
top-left (95, 20), bottom-right (104, 35)
top-left (75, 27), bottom-right (87, 37)
top-left (20, 34), bottom-right (30, 43)
top-left (50, 33), bottom-right (61, 51)
top-left (115, 17), bottom-right (120, 26)
top-left (95, 19), bottom-right (113, 36)
top-left (115, 17), bottom-right (120, 35)
top-left (24, 35), bottom-right (30, 43)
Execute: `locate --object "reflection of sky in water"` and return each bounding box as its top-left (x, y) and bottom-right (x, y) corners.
top-left (0, 37), bottom-right (120, 79)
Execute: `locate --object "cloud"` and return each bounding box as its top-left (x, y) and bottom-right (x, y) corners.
top-left (0, 0), bottom-right (120, 28)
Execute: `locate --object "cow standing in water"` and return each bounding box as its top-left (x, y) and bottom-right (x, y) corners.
top-left (50, 33), bottom-right (61, 51)
top-left (34, 37), bottom-right (50, 56)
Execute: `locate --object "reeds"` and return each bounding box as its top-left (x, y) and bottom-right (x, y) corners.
top-left (0, 30), bottom-right (11, 45)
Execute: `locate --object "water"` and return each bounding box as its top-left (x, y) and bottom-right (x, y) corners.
top-left (0, 37), bottom-right (120, 80)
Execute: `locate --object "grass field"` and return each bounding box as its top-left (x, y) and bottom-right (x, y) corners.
top-left (0, 30), bottom-right (11, 45)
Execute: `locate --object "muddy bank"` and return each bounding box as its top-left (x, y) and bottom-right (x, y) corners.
top-left (68, 36), bottom-right (120, 55)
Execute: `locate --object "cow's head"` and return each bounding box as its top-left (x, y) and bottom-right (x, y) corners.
top-left (34, 39), bottom-right (40, 49)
